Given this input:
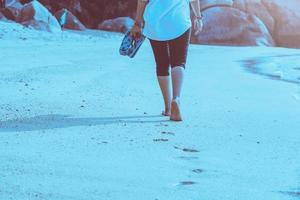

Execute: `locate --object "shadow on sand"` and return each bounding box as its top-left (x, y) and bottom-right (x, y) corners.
top-left (0, 114), bottom-right (169, 132)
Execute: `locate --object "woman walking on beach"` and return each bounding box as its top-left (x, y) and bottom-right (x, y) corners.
top-left (131, 0), bottom-right (203, 121)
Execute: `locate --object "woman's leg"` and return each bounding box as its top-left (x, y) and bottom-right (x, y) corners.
top-left (149, 39), bottom-right (172, 115)
top-left (171, 67), bottom-right (184, 100)
top-left (157, 76), bottom-right (172, 115)
top-left (168, 28), bottom-right (191, 121)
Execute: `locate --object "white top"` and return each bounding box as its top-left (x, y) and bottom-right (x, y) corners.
top-left (143, 0), bottom-right (192, 41)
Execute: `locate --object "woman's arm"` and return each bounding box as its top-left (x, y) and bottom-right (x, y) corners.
top-left (135, 0), bottom-right (148, 27)
top-left (189, 0), bottom-right (203, 35)
top-left (190, 0), bottom-right (202, 19)
top-left (130, 0), bottom-right (148, 38)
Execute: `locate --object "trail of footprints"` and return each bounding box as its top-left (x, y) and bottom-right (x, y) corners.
top-left (153, 130), bottom-right (204, 187)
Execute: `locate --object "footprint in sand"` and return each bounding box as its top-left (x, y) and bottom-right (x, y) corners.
top-left (155, 123), bottom-right (169, 127)
top-left (176, 156), bottom-right (199, 160)
top-left (180, 181), bottom-right (197, 186)
top-left (192, 169), bottom-right (204, 174)
top-left (161, 131), bottom-right (175, 135)
top-left (174, 146), bottom-right (199, 153)
top-left (153, 138), bottom-right (169, 142)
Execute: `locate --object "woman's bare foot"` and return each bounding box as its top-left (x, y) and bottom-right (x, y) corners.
top-left (162, 108), bottom-right (171, 116)
top-left (170, 98), bottom-right (182, 121)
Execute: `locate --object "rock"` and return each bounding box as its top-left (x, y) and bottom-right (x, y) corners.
top-left (262, 0), bottom-right (300, 48)
top-left (18, 0), bottom-right (61, 32)
top-left (200, 0), bottom-right (233, 11)
top-left (0, 11), bottom-right (6, 19)
top-left (38, 0), bottom-right (136, 28)
top-left (232, 0), bottom-right (246, 10)
top-left (233, 0), bottom-right (275, 34)
top-left (1, 0), bottom-right (23, 21)
top-left (55, 8), bottom-right (86, 30)
top-left (0, 0), bottom-right (5, 9)
top-left (233, 0), bottom-right (300, 48)
top-left (98, 17), bottom-right (134, 33)
top-left (192, 7), bottom-right (274, 46)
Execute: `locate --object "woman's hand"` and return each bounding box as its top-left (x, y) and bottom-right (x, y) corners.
top-left (193, 18), bottom-right (203, 36)
top-left (130, 22), bottom-right (143, 40)
top-left (190, 0), bottom-right (203, 36)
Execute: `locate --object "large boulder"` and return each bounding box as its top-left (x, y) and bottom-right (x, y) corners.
top-left (98, 16), bottom-right (134, 33)
top-left (233, 0), bottom-right (275, 34)
top-left (262, 0), bottom-right (300, 48)
top-left (192, 7), bottom-right (274, 46)
top-left (38, 0), bottom-right (136, 28)
top-left (0, 11), bottom-right (6, 20)
top-left (0, 0), bottom-right (5, 9)
top-left (1, 0), bottom-right (23, 21)
top-left (200, 0), bottom-right (233, 11)
top-left (233, 0), bottom-right (300, 48)
top-left (18, 0), bottom-right (61, 32)
top-left (54, 8), bottom-right (86, 30)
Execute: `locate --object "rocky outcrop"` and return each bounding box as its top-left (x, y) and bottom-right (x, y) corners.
top-left (98, 17), bottom-right (134, 33)
top-left (0, 11), bottom-right (6, 20)
top-left (18, 0), bottom-right (61, 32)
top-left (1, 0), bottom-right (23, 21)
top-left (262, 0), bottom-right (300, 48)
top-left (0, 0), bottom-right (5, 9)
top-left (192, 7), bottom-right (274, 46)
top-left (200, 0), bottom-right (233, 11)
top-left (232, 0), bottom-right (300, 48)
top-left (233, 0), bottom-right (275, 34)
top-left (2, 0), bottom-right (298, 48)
top-left (55, 8), bottom-right (86, 30)
top-left (38, 0), bottom-right (136, 29)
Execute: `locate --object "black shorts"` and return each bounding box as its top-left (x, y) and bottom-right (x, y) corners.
top-left (149, 28), bottom-right (191, 76)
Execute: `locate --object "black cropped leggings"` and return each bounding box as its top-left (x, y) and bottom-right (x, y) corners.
top-left (149, 28), bottom-right (191, 76)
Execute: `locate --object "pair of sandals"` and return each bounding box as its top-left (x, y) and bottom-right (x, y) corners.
top-left (119, 31), bottom-right (145, 58)
top-left (162, 99), bottom-right (182, 121)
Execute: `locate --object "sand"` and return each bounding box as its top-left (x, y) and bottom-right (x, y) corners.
top-left (0, 20), bottom-right (300, 200)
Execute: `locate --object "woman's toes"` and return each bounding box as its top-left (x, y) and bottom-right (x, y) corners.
top-left (162, 109), bottom-right (171, 116)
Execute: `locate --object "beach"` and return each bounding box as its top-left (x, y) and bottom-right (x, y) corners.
top-left (0, 20), bottom-right (300, 200)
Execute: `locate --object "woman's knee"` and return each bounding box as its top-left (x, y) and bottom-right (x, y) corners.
top-left (156, 65), bottom-right (170, 76)
top-left (169, 29), bottom-right (191, 68)
top-left (171, 64), bottom-right (185, 70)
